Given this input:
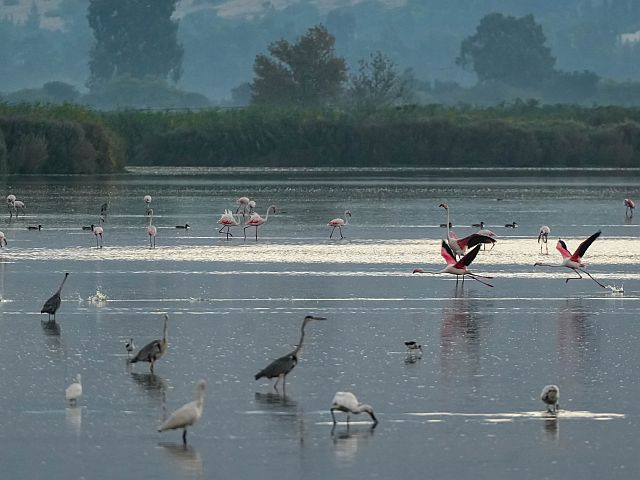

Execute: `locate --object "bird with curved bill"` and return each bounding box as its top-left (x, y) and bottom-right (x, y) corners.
top-left (413, 241), bottom-right (494, 287)
top-left (255, 315), bottom-right (326, 392)
top-left (534, 230), bottom-right (606, 288)
top-left (330, 392), bottom-right (378, 426)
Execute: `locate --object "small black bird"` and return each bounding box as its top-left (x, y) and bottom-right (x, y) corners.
top-left (505, 222), bottom-right (518, 228)
top-left (27, 225), bottom-right (42, 231)
top-left (82, 224), bottom-right (95, 231)
top-left (175, 224), bottom-right (190, 230)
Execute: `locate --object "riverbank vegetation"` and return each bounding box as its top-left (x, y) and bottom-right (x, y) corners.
top-left (2, 102), bottom-right (639, 173)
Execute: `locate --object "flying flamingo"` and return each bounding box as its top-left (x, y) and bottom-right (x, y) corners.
top-left (217, 209), bottom-right (240, 240)
top-left (624, 198), bottom-right (635, 218)
top-left (328, 210), bottom-right (352, 239)
top-left (244, 205), bottom-right (276, 241)
top-left (147, 214), bottom-right (157, 248)
top-left (439, 203), bottom-right (496, 256)
top-left (92, 225), bottom-right (104, 248)
top-left (413, 241), bottom-right (494, 287)
top-left (534, 230), bottom-right (605, 288)
top-left (538, 226), bottom-right (551, 254)
top-left (0, 231), bottom-right (6, 248)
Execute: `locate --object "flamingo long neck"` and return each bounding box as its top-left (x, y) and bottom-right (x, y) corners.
top-left (442, 206), bottom-right (451, 241)
top-left (148, 212), bottom-right (154, 227)
top-left (344, 211), bottom-right (350, 226)
top-left (355, 403), bottom-right (372, 414)
top-left (263, 206), bottom-right (276, 223)
top-left (57, 274), bottom-right (68, 294)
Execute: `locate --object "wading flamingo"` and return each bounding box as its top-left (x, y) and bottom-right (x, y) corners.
top-left (328, 210), bottom-right (352, 239)
top-left (538, 226), bottom-right (551, 254)
top-left (158, 380), bottom-right (206, 445)
top-left (144, 195), bottom-right (153, 216)
top-left (244, 205), bottom-right (276, 241)
top-left (236, 196), bottom-right (250, 215)
top-left (0, 231), bottom-right (6, 247)
top-left (248, 200), bottom-right (256, 214)
top-left (540, 385), bottom-right (559, 414)
top-left (217, 209), bottom-right (240, 240)
top-left (534, 230), bottom-right (605, 288)
top-left (413, 241), bottom-right (494, 287)
top-left (92, 225), bottom-right (104, 248)
top-left (330, 392), bottom-right (378, 426)
top-left (439, 203), bottom-right (496, 256)
top-left (624, 198), bottom-right (635, 218)
top-left (147, 213), bottom-right (157, 248)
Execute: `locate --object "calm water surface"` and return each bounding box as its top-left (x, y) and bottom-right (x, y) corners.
top-left (0, 168), bottom-right (639, 479)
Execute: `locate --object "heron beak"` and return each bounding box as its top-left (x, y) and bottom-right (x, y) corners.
top-left (312, 316), bottom-right (327, 320)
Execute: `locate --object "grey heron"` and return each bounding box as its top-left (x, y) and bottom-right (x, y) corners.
top-left (254, 315), bottom-right (326, 392)
top-left (40, 273), bottom-right (69, 321)
top-left (129, 314), bottom-right (169, 373)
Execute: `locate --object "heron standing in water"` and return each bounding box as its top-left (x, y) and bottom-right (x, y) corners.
top-left (129, 314), bottom-right (169, 373)
top-left (255, 315), bottom-right (326, 392)
top-left (40, 273), bottom-right (69, 322)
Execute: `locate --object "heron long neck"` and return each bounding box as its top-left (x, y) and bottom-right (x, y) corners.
top-left (162, 316), bottom-right (168, 344)
top-left (57, 275), bottom-right (68, 294)
top-left (293, 318), bottom-right (311, 355)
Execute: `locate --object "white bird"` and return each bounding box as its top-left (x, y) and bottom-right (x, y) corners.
top-left (0, 231), bottom-right (7, 247)
top-left (540, 385), bottom-right (559, 414)
top-left (538, 225), bottom-right (551, 254)
top-left (65, 374), bottom-right (82, 405)
top-left (125, 338), bottom-right (135, 356)
top-left (330, 392), bottom-right (378, 425)
top-left (328, 210), bottom-right (351, 239)
top-left (248, 200), bottom-right (256, 214)
top-left (158, 380), bottom-right (206, 445)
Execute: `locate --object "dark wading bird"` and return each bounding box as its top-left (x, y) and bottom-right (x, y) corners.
top-left (129, 314), bottom-right (169, 373)
top-left (534, 230), bottom-right (605, 288)
top-left (540, 385), bottom-right (560, 414)
top-left (413, 241), bottom-right (494, 287)
top-left (158, 380), bottom-right (206, 445)
top-left (40, 272), bottom-right (69, 321)
top-left (255, 315), bottom-right (327, 392)
top-left (330, 392), bottom-right (378, 426)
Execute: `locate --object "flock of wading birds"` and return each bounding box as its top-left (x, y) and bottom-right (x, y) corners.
top-left (5, 194), bottom-right (638, 444)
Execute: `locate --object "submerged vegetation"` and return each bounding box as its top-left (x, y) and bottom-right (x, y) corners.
top-left (1, 102), bottom-right (640, 173)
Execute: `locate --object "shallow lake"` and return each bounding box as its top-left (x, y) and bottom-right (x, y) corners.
top-left (0, 167), bottom-right (639, 479)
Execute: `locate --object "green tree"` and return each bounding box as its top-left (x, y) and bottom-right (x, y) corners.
top-left (348, 51), bottom-right (409, 110)
top-left (251, 24), bottom-right (347, 107)
top-left (87, 0), bottom-right (183, 86)
top-left (457, 13), bottom-right (556, 88)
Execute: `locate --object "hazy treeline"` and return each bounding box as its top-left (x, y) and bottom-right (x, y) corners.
top-left (0, 103), bottom-right (124, 174)
top-left (103, 104), bottom-right (640, 168)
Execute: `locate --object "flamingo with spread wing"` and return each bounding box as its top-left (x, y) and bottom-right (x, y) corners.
top-left (413, 241), bottom-right (494, 287)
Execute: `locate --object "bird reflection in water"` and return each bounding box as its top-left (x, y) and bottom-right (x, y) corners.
top-left (130, 372), bottom-right (168, 418)
top-left (440, 289), bottom-right (492, 383)
top-left (65, 406), bottom-right (82, 436)
top-left (159, 443), bottom-right (204, 479)
top-left (556, 299), bottom-right (596, 379)
top-left (542, 417), bottom-right (559, 441)
top-left (254, 392), bottom-right (305, 445)
top-left (331, 424), bottom-right (376, 461)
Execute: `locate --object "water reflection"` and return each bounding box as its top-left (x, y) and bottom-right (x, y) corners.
top-left (542, 417), bottom-right (559, 442)
top-left (440, 290), bottom-right (492, 383)
top-left (556, 299), bottom-right (598, 380)
top-left (131, 372), bottom-right (168, 418)
top-left (159, 443), bottom-right (204, 479)
top-left (254, 392), bottom-right (304, 444)
top-left (331, 424), bottom-right (376, 461)
top-left (65, 406), bottom-right (82, 436)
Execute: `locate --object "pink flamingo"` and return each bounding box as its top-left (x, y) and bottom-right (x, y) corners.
top-left (147, 215), bottom-right (157, 248)
top-left (439, 203), bottom-right (496, 256)
top-left (413, 241), bottom-right (494, 287)
top-left (217, 209), bottom-right (240, 240)
top-left (244, 205), bottom-right (276, 241)
top-left (92, 225), bottom-right (104, 248)
top-left (0, 231), bottom-right (7, 247)
top-left (624, 198), bottom-right (635, 218)
top-left (236, 196), bottom-right (250, 215)
top-left (248, 200), bottom-right (256, 214)
top-left (538, 225), bottom-right (551, 254)
top-left (534, 230), bottom-right (605, 288)
top-left (328, 210), bottom-right (352, 239)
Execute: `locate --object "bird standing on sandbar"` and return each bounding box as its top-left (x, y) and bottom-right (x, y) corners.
top-left (255, 315), bottom-right (327, 392)
top-left (538, 226), bottom-right (551, 254)
top-left (65, 374), bottom-right (82, 405)
top-left (328, 210), bottom-right (351, 239)
top-left (540, 385), bottom-right (559, 414)
top-left (40, 273), bottom-right (69, 321)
